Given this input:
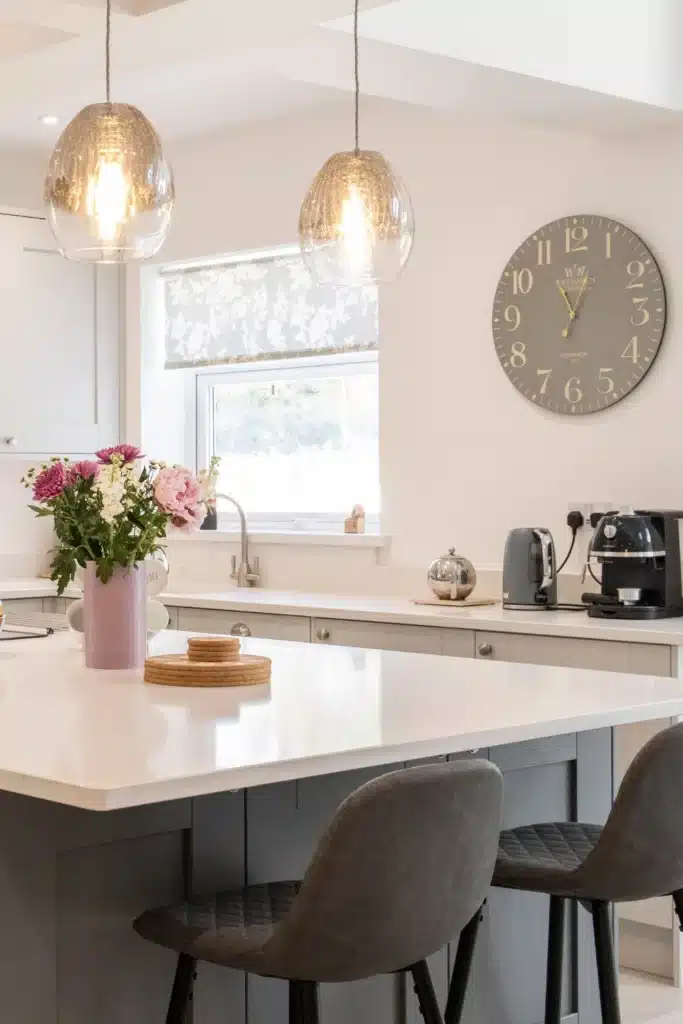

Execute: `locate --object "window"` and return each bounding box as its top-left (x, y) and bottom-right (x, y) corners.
top-left (161, 246), bottom-right (380, 532)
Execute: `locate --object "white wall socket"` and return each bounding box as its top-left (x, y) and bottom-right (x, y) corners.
top-left (567, 502), bottom-right (613, 528)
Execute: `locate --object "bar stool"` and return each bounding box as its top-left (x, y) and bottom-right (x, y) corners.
top-left (134, 759), bottom-right (502, 1024)
top-left (491, 722), bottom-right (683, 1024)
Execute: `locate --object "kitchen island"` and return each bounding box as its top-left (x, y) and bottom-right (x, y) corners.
top-left (2, 631), bottom-right (683, 1024)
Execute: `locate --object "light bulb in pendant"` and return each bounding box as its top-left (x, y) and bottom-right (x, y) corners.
top-left (299, 150), bottom-right (413, 286)
top-left (44, 103), bottom-right (174, 263)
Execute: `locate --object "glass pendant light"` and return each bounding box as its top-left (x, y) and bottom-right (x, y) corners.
top-left (44, 0), bottom-right (174, 263)
top-left (298, 0), bottom-right (414, 285)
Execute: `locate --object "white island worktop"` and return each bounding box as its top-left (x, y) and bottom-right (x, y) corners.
top-left (1, 629), bottom-right (683, 811)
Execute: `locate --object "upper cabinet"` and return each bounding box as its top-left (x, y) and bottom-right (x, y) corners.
top-left (0, 212), bottom-right (120, 455)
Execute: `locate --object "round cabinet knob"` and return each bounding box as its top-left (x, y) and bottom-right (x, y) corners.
top-left (230, 622), bottom-right (251, 638)
top-left (2, 436), bottom-right (17, 447)
top-left (316, 627), bottom-right (331, 642)
top-left (478, 642), bottom-right (494, 657)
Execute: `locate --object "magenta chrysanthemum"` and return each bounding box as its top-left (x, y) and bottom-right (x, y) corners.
top-left (32, 462), bottom-right (68, 502)
top-left (66, 460), bottom-right (100, 486)
top-left (95, 444), bottom-right (142, 464)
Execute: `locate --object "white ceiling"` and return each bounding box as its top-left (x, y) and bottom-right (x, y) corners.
top-left (0, 0), bottom-right (682, 150)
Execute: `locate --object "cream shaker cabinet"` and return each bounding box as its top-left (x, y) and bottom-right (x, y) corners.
top-left (0, 213), bottom-right (120, 455)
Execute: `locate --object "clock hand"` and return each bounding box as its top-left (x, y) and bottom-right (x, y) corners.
top-left (558, 284), bottom-right (576, 338)
top-left (564, 277), bottom-right (589, 338)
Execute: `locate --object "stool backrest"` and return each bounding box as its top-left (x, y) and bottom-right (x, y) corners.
top-left (263, 759), bottom-right (502, 982)
top-left (580, 722), bottom-right (683, 902)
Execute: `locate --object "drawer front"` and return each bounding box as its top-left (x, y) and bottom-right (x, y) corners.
top-left (176, 606), bottom-right (310, 642)
top-left (474, 629), bottom-right (672, 676)
top-left (313, 617), bottom-right (474, 656)
top-left (1, 598), bottom-right (46, 615)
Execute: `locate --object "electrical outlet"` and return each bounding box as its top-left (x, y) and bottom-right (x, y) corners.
top-left (567, 503), bottom-right (592, 529)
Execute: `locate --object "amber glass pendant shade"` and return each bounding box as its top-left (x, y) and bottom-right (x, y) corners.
top-left (299, 149), bottom-right (414, 285)
top-left (44, 102), bottom-right (174, 263)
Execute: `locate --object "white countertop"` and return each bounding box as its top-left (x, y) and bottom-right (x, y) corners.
top-left (1, 630), bottom-right (682, 812)
top-left (7, 577), bottom-right (683, 645)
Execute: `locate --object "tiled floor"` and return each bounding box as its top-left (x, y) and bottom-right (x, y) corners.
top-left (621, 970), bottom-right (683, 1024)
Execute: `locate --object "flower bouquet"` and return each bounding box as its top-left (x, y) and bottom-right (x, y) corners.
top-left (23, 445), bottom-right (207, 668)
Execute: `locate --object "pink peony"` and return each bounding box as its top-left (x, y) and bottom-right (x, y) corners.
top-left (33, 462), bottom-right (68, 502)
top-left (154, 466), bottom-right (206, 531)
top-left (96, 444), bottom-right (143, 464)
top-left (66, 460), bottom-right (100, 486)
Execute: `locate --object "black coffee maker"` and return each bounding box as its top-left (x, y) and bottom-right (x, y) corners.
top-left (583, 509), bottom-right (683, 619)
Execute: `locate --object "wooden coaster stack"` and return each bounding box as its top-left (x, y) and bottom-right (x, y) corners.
top-left (144, 635), bottom-right (271, 688)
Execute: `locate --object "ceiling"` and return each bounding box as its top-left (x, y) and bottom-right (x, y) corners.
top-left (1, 0), bottom-right (683, 149)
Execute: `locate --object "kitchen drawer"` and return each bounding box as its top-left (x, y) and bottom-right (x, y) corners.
top-left (176, 606), bottom-right (310, 642)
top-left (474, 629), bottom-right (672, 676)
top-left (1, 598), bottom-right (46, 615)
top-left (312, 617), bottom-right (474, 656)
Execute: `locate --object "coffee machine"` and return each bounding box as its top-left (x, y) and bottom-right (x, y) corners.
top-left (583, 509), bottom-right (683, 619)
top-left (502, 527), bottom-right (558, 609)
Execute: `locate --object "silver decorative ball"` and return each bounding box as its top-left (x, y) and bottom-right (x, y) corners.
top-left (427, 548), bottom-right (477, 601)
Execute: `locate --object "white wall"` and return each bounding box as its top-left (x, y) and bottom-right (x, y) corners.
top-left (134, 98), bottom-right (683, 596)
top-left (0, 150), bottom-right (59, 576)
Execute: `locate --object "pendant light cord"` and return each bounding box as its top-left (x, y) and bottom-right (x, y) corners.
top-left (105, 0), bottom-right (112, 103)
top-left (353, 0), bottom-right (360, 152)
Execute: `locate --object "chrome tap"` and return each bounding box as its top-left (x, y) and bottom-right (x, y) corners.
top-left (216, 493), bottom-right (260, 588)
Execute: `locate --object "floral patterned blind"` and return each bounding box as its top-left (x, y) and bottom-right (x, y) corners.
top-left (163, 251), bottom-right (379, 369)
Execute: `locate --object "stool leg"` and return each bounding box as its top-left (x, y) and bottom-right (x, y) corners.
top-left (673, 890), bottom-right (683, 931)
top-left (591, 900), bottom-right (621, 1024)
top-left (166, 954), bottom-right (196, 1024)
top-left (290, 981), bottom-right (319, 1024)
top-left (545, 896), bottom-right (565, 1024)
top-left (445, 904), bottom-right (484, 1024)
top-left (410, 960), bottom-right (444, 1024)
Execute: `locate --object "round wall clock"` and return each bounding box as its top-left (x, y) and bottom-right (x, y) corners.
top-left (492, 215), bottom-right (667, 415)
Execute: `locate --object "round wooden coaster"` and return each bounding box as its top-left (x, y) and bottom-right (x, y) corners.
top-left (144, 652), bottom-right (271, 688)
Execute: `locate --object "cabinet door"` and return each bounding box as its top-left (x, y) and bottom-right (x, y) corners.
top-left (0, 213), bottom-right (120, 454)
top-left (312, 617), bottom-right (473, 656)
top-left (474, 629), bottom-right (672, 676)
top-left (176, 606), bottom-right (310, 641)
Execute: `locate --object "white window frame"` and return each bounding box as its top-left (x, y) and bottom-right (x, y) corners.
top-left (195, 350), bottom-right (380, 534)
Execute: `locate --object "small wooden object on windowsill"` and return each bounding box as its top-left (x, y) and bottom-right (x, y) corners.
top-left (144, 635), bottom-right (271, 687)
top-left (344, 504), bottom-right (366, 534)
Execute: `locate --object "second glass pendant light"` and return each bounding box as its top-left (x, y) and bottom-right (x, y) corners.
top-left (298, 0), bottom-right (414, 286)
top-left (44, 0), bottom-right (174, 263)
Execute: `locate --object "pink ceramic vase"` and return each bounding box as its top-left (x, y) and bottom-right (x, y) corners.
top-left (83, 562), bottom-right (147, 670)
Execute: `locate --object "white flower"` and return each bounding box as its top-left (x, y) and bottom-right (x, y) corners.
top-left (95, 464), bottom-right (127, 524)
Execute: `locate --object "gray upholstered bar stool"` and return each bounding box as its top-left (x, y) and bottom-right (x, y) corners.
top-left (490, 722), bottom-right (683, 1024)
top-left (134, 760), bottom-right (502, 1024)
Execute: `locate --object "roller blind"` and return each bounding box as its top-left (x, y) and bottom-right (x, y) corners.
top-left (163, 250), bottom-right (378, 370)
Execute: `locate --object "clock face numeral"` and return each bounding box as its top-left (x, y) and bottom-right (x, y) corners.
top-left (510, 341), bottom-right (527, 367)
top-left (622, 336), bottom-right (639, 363)
top-left (564, 377), bottom-right (582, 404)
top-left (504, 304), bottom-right (521, 331)
top-left (626, 260), bottom-right (645, 288)
top-left (536, 368), bottom-right (552, 394)
top-left (492, 215), bottom-right (667, 415)
top-left (630, 296), bottom-right (649, 326)
top-left (512, 268), bottom-right (533, 295)
top-left (565, 225), bottom-right (588, 253)
top-left (598, 368), bottom-right (615, 395)
top-left (537, 239), bottom-right (552, 266)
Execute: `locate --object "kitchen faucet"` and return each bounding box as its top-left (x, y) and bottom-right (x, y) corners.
top-left (216, 493), bottom-right (260, 588)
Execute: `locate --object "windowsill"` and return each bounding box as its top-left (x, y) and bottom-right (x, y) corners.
top-left (168, 530), bottom-right (390, 550)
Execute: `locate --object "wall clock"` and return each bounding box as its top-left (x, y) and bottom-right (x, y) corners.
top-left (492, 215), bottom-right (667, 415)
